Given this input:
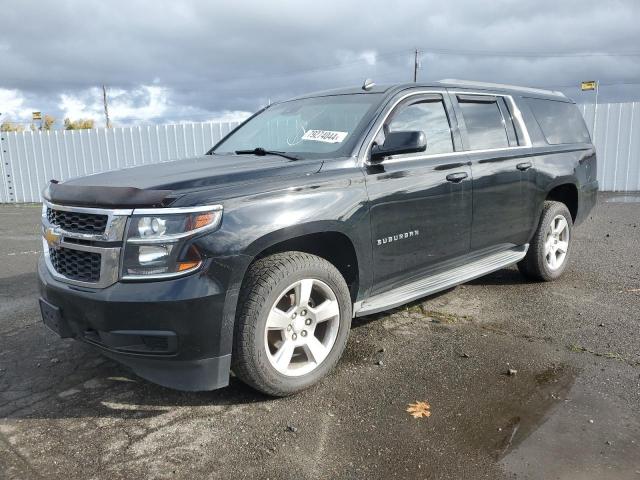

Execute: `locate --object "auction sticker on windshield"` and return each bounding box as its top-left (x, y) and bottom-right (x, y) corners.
top-left (302, 130), bottom-right (348, 143)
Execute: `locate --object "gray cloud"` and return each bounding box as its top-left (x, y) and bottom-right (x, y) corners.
top-left (1, 0), bottom-right (639, 126)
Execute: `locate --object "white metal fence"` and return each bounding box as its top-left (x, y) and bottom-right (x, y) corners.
top-left (580, 102), bottom-right (640, 192)
top-left (0, 121), bottom-right (241, 203)
top-left (1, 103), bottom-right (639, 203)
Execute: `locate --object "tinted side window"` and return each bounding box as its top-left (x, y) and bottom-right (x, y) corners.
top-left (526, 98), bottom-right (590, 144)
top-left (384, 99), bottom-right (454, 154)
top-left (457, 96), bottom-right (510, 150)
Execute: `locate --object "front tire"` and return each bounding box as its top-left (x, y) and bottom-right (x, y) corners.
top-left (232, 252), bottom-right (352, 396)
top-left (518, 201), bottom-right (573, 281)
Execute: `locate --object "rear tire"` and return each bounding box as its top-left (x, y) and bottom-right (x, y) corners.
top-left (232, 252), bottom-right (352, 396)
top-left (518, 201), bottom-right (573, 281)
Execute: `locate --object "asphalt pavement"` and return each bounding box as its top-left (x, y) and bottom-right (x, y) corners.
top-left (0, 194), bottom-right (639, 479)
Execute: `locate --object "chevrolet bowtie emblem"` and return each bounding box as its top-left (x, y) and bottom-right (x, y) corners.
top-left (44, 227), bottom-right (62, 249)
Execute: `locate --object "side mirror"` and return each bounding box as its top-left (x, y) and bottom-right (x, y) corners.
top-left (370, 130), bottom-right (427, 162)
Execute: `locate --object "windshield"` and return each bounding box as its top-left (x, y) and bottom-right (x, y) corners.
top-left (212, 94), bottom-right (382, 159)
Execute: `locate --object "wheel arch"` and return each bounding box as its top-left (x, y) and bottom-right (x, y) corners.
top-left (242, 222), bottom-right (362, 303)
top-left (545, 182), bottom-right (578, 222)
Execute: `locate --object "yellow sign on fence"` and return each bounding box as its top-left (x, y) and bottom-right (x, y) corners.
top-left (581, 81), bottom-right (597, 91)
top-left (32, 111), bottom-right (42, 121)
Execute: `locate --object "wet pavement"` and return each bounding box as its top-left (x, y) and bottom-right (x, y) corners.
top-left (0, 194), bottom-right (639, 479)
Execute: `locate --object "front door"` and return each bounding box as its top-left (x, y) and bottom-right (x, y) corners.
top-left (363, 92), bottom-right (472, 295)
top-left (451, 92), bottom-right (537, 250)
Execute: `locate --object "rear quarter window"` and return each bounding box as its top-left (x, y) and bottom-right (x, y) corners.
top-left (457, 98), bottom-right (511, 150)
top-left (526, 98), bottom-right (590, 145)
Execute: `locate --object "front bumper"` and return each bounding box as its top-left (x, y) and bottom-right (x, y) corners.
top-left (37, 256), bottom-right (246, 391)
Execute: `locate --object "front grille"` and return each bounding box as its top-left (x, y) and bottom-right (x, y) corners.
top-left (46, 208), bottom-right (108, 235)
top-left (49, 247), bottom-right (101, 282)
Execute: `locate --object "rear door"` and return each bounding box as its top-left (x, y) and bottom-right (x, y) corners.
top-left (450, 92), bottom-right (536, 250)
top-left (362, 91), bottom-right (472, 295)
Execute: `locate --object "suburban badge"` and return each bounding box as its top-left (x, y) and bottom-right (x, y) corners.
top-left (377, 229), bottom-right (419, 246)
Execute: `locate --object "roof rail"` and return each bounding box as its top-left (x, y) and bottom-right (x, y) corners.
top-left (439, 78), bottom-right (566, 98)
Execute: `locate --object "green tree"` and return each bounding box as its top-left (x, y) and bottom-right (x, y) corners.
top-left (64, 118), bottom-right (95, 130)
top-left (43, 114), bottom-right (56, 131)
top-left (0, 121), bottom-right (25, 132)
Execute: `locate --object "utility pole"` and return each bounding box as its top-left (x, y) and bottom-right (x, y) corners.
top-left (413, 49), bottom-right (419, 82)
top-left (580, 80), bottom-right (599, 141)
top-left (592, 80), bottom-right (599, 141)
top-left (102, 85), bottom-right (112, 128)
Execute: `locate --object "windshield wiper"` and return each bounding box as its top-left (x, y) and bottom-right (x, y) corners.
top-left (234, 147), bottom-right (300, 161)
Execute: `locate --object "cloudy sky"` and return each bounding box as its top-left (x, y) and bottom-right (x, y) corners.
top-left (1, 0), bottom-right (639, 128)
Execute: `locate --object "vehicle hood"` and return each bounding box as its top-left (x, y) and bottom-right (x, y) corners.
top-left (44, 154), bottom-right (324, 208)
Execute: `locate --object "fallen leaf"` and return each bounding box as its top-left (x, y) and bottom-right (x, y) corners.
top-left (406, 401), bottom-right (431, 419)
top-left (625, 288), bottom-right (640, 293)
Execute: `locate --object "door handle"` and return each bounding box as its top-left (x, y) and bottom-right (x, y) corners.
top-left (516, 162), bottom-right (532, 171)
top-left (446, 172), bottom-right (468, 183)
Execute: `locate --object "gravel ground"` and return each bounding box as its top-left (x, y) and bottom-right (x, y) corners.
top-left (0, 194), bottom-right (639, 479)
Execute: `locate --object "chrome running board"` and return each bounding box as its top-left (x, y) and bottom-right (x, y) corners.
top-left (354, 244), bottom-right (528, 317)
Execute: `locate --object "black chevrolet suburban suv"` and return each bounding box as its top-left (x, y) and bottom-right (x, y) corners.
top-left (38, 79), bottom-right (598, 396)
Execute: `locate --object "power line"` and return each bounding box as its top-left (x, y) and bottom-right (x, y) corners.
top-left (419, 48), bottom-right (640, 58)
top-left (538, 81), bottom-right (640, 89)
top-left (3, 45), bottom-right (640, 93)
top-left (204, 48), bottom-right (640, 83)
top-left (2, 48), bottom-right (637, 90)
top-left (189, 48), bottom-right (640, 85)
top-left (247, 47), bottom-right (640, 80)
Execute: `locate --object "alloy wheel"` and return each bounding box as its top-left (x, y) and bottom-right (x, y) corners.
top-left (264, 278), bottom-right (340, 376)
top-left (544, 214), bottom-right (570, 270)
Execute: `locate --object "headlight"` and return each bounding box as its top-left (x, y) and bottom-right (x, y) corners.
top-left (122, 205), bottom-right (222, 279)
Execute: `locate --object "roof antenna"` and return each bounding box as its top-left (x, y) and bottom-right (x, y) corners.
top-left (362, 79), bottom-right (375, 91)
